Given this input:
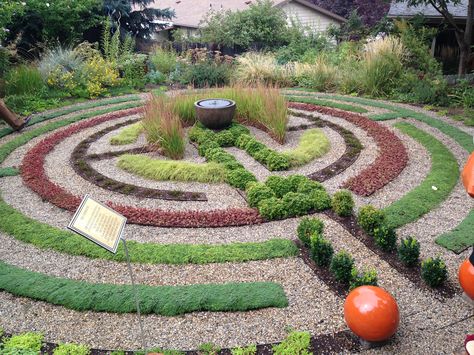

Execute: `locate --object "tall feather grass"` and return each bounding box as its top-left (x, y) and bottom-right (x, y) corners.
top-left (5, 66), bottom-right (45, 96)
top-left (142, 96), bottom-right (185, 159)
top-left (234, 52), bottom-right (294, 86)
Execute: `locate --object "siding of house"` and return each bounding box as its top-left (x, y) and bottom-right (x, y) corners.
top-left (281, 1), bottom-right (339, 32)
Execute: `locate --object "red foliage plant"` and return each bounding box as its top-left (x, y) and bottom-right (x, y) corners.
top-left (289, 102), bottom-right (408, 196)
top-left (21, 107), bottom-right (262, 227)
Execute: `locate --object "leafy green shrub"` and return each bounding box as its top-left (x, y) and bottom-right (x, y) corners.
top-left (282, 192), bottom-right (312, 217)
top-left (53, 343), bottom-right (90, 355)
top-left (265, 176), bottom-right (293, 198)
top-left (421, 257), bottom-right (447, 288)
top-left (245, 138), bottom-right (266, 155)
top-left (398, 236), bottom-right (420, 267)
top-left (226, 169), bottom-right (257, 189)
top-left (198, 342), bottom-right (221, 355)
top-left (198, 140), bottom-right (220, 156)
top-left (287, 175), bottom-right (308, 191)
top-left (235, 134), bottom-right (252, 149)
top-left (297, 217), bottom-right (324, 246)
top-left (310, 233), bottom-right (333, 267)
top-left (308, 189), bottom-right (331, 212)
top-left (373, 225), bottom-right (397, 252)
top-left (272, 331), bottom-right (311, 355)
top-left (231, 345), bottom-right (257, 355)
top-left (246, 182), bottom-right (276, 208)
top-left (215, 130), bottom-right (236, 147)
top-left (258, 197), bottom-right (286, 220)
top-left (254, 148), bottom-right (272, 163)
top-left (297, 179), bottom-right (324, 194)
top-left (350, 268), bottom-right (378, 290)
top-left (228, 124), bottom-right (250, 139)
top-left (330, 251), bottom-right (354, 284)
top-left (121, 54), bottom-right (147, 89)
top-left (181, 61), bottom-right (231, 88)
top-left (5, 65), bottom-right (45, 96)
top-left (149, 47), bottom-right (177, 74)
top-left (357, 205), bottom-right (386, 235)
top-left (3, 332), bottom-right (44, 352)
top-left (331, 190), bottom-right (354, 217)
top-left (266, 152), bottom-right (290, 171)
top-left (146, 70), bottom-right (167, 85)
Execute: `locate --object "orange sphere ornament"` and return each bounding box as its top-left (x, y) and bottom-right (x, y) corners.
top-left (459, 251), bottom-right (474, 300)
top-left (344, 286), bottom-right (399, 342)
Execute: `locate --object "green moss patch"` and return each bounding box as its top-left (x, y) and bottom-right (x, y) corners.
top-left (0, 261), bottom-right (288, 316)
top-left (384, 122), bottom-right (459, 228)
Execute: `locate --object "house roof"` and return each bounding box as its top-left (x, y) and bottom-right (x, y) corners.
top-left (150, 0), bottom-right (345, 29)
top-left (388, 0), bottom-right (472, 19)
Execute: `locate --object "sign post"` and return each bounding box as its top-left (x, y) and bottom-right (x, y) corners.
top-left (68, 195), bottom-right (148, 354)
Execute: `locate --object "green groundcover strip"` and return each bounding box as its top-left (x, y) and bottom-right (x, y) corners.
top-left (368, 112), bottom-right (403, 121)
top-left (384, 122), bottom-right (459, 228)
top-left (286, 95), bottom-right (369, 113)
top-left (0, 101), bottom-right (142, 164)
top-left (0, 261), bottom-right (288, 316)
top-left (0, 198), bottom-right (298, 264)
top-left (0, 167), bottom-right (19, 177)
top-left (436, 210), bottom-right (474, 253)
top-left (0, 96), bottom-right (142, 139)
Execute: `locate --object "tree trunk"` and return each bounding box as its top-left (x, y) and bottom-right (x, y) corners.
top-left (462, 0), bottom-right (474, 75)
top-left (0, 99), bottom-right (25, 130)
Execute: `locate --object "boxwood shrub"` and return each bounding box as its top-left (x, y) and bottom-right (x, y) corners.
top-left (226, 169), bottom-right (257, 189)
top-left (287, 175), bottom-right (308, 191)
top-left (297, 217), bottom-right (324, 246)
top-left (258, 197), bottom-right (287, 220)
top-left (245, 139), bottom-right (266, 155)
top-left (350, 268), bottom-right (378, 290)
top-left (330, 251), bottom-right (354, 284)
top-left (357, 205), bottom-right (386, 236)
top-left (246, 182), bottom-right (275, 208)
top-left (216, 130), bottom-right (236, 147)
top-left (236, 134), bottom-right (252, 149)
top-left (398, 236), bottom-right (420, 267)
top-left (266, 152), bottom-right (290, 171)
top-left (373, 224), bottom-right (397, 252)
top-left (265, 176), bottom-right (293, 198)
top-left (310, 233), bottom-right (333, 267)
top-left (297, 179), bottom-right (324, 194)
top-left (282, 192), bottom-right (312, 217)
top-left (421, 256), bottom-right (447, 288)
top-left (309, 189), bottom-right (331, 211)
top-left (331, 190), bottom-right (354, 217)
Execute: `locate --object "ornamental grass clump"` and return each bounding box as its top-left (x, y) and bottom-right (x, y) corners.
top-left (142, 95), bottom-right (185, 159)
top-left (421, 256), bottom-right (447, 288)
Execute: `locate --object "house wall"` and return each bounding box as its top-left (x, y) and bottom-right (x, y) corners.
top-left (281, 1), bottom-right (341, 32)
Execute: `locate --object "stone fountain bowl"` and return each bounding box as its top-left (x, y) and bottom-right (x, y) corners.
top-left (195, 98), bottom-right (236, 130)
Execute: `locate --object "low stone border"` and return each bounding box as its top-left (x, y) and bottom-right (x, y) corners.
top-left (72, 120), bottom-right (208, 202)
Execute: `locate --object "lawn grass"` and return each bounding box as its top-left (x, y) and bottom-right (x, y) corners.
top-left (384, 122), bottom-right (459, 228)
top-left (0, 261), bottom-right (288, 316)
top-left (0, 167), bottom-right (19, 177)
top-left (0, 96), bottom-right (142, 139)
top-left (117, 154), bottom-right (227, 183)
top-left (283, 128), bottom-right (330, 167)
top-left (368, 112), bottom-right (403, 121)
top-left (0, 198), bottom-right (297, 264)
top-left (286, 96), bottom-right (369, 113)
top-left (436, 209), bottom-right (474, 253)
top-left (110, 122), bottom-right (144, 145)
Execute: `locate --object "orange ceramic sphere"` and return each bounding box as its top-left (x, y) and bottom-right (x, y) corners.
top-left (344, 286), bottom-right (399, 342)
top-left (459, 259), bottom-right (474, 300)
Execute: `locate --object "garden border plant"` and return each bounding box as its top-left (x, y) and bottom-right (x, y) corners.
top-left (0, 261), bottom-right (288, 316)
top-left (71, 119), bottom-right (208, 201)
top-left (289, 101), bottom-right (408, 196)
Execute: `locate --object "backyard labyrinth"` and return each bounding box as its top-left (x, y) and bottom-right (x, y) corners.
top-left (0, 89), bottom-right (473, 353)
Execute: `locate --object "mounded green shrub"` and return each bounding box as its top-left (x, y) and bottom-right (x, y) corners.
top-left (254, 148), bottom-right (272, 163)
top-left (3, 332), bottom-right (44, 352)
top-left (421, 257), bottom-right (447, 288)
top-left (258, 197), bottom-right (286, 220)
top-left (245, 138), bottom-right (266, 155)
top-left (287, 175), bottom-right (309, 191)
top-left (53, 343), bottom-right (90, 355)
top-left (265, 176), bottom-right (293, 198)
top-left (373, 224), bottom-right (397, 252)
top-left (398, 236), bottom-right (420, 267)
top-left (236, 134), bottom-right (252, 149)
top-left (281, 192), bottom-right (312, 217)
top-left (357, 205), bottom-right (386, 236)
top-left (349, 268), bottom-right (378, 290)
top-left (297, 179), bottom-right (324, 194)
top-left (272, 331), bottom-right (311, 355)
top-left (216, 130), bottom-right (236, 147)
top-left (198, 140), bottom-right (220, 156)
top-left (297, 217), bottom-right (324, 246)
top-left (309, 189), bottom-right (331, 211)
top-left (310, 234), bottom-right (334, 267)
top-left (330, 251), bottom-right (354, 284)
top-left (228, 123), bottom-right (250, 139)
top-left (246, 182), bottom-right (276, 208)
top-left (331, 190), bottom-right (354, 217)
top-left (226, 169), bottom-right (257, 189)
top-left (265, 151), bottom-right (290, 171)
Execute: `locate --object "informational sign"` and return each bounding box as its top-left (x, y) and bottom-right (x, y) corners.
top-left (68, 195), bottom-right (126, 253)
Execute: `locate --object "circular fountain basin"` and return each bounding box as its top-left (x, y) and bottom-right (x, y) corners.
top-left (195, 98), bottom-right (236, 129)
